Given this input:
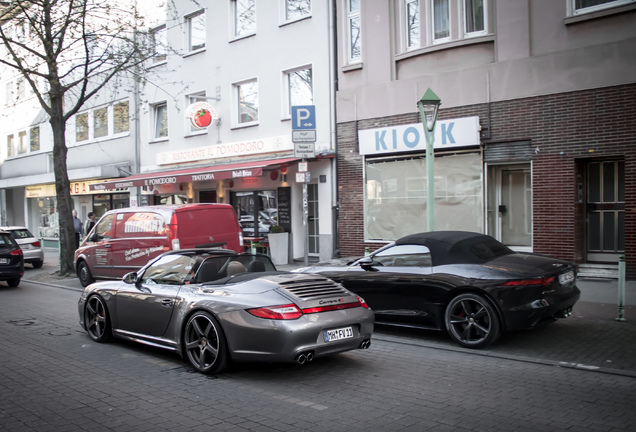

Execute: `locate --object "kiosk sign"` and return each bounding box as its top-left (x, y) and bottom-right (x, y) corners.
top-left (186, 102), bottom-right (218, 130)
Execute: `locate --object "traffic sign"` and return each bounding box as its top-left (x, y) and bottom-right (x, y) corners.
top-left (294, 143), bottom-right (315, 158)
top-left (292, 130), bottom-right (316, 142)
top-left (291, 105), bottom-right (316, 130)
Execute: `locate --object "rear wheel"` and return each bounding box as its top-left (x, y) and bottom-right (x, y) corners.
top-left (7, 278), bottom-right (20, 287)
top-left (78, 261), bottom-right (95, 287)
top-left (32, 261), bottom-right (43, 269)
top-left (184, 312), bottom-right (228, 374)
top-left (84, 295), bottom-right (111, 342)
top-left (445, 293), bottom-right (501, 348)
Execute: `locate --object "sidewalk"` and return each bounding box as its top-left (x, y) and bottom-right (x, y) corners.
top-left (23, 248), bottom-right (636, 376)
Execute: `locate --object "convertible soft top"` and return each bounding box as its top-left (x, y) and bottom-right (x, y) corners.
top-left (395, 231), bottom-right (514, 266)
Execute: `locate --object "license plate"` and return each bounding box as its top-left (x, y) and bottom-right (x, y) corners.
top-left (559, 270), bottom-right (575, 285)
top-left (324, 327), bottom-right (354, 342)
top-left (0, 258), bottom-right (8, 264)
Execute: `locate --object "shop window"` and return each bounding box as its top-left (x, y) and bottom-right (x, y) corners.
top-left (233, 0), bottom-right (256, 38)
top-left (235, 79), bottom-right (258, 125)
top-left (151, 25), bottom-right (167, 63)
top-left (285, 66), bottom-right (313, 117)
top-left (187, 10), bottom-right (206, 51)
top-left (346, 0), bottom-right (361, 62)
top-left (284, 0), bottom-right (311, 21)
top-left (231, 190), bottom-right (277, 238)
top-left (365, 153), bottom-right (482, 241)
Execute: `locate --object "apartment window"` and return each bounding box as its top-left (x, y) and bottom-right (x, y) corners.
top-left (347, 0), bottom-right (361, 62)
top-left (151, 25), bottom-right (167, 62)
top-left (285, 0), bottom-right (311, 21)
top-left (30, 126), bottom-right (40, 152)
top-left (113, 101), bottom-right (130, 134)
top-left (93, 107), bottom-right (108, 138)
top-left (154, 103), bottom-right (169, 139)
top-left (433, 0), bottom-right (450, 42)
top-left (7, 135), bottom-right (14, 157)
top-left (236, 80), bottom-right (258, 124)
top-left (187, 10), bottom-right (206, 51)
top-left (286, 67), bottom-right (313, 115)
top-left (405, 0), bottom-right (420, 49)
top-left (5, 81), bottom-right (13, 105)
top-left (574, 0), bottom-right (635, 14)
top-left (16, 77), bottom-right (25, 101)
top-left (76, 112), bottom-right (89, 142)
top-left (464, 0), bottom-right (485, 35)
top-left (17, 131), bottom-right (27, 154)
top-left (233, 0), bottom-right (256, 38)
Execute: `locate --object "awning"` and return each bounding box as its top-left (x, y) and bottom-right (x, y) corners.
top-left (89, 157), bottom-right (300, 192)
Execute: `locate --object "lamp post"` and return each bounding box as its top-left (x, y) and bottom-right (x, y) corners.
top-left (417, 88), bottom-right (441, 232)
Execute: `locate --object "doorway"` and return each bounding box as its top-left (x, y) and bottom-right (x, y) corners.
top-left (586, 160), bottom-right (625, 262)
top-left (488, 165), bottom-right (532, 250)
top-left (308, 183), bottom-right (319, 255)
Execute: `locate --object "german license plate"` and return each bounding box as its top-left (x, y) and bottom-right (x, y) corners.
top-left (559, 270), bottom-right (575, 285)
top-left (0, 258), bottom-right (8, 264)
top-left (324, 327), bottom-right (353, 342)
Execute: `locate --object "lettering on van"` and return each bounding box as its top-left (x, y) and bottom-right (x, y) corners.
top-left (124, 213), bottom-right (165, 234)
top-left (125, 246), bottom-right (165, 262)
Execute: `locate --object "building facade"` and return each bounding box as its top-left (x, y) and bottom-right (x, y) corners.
top-left (334, 0), bottom-right (636, 276)
top-left (0, 0), bottom-right (338, 262)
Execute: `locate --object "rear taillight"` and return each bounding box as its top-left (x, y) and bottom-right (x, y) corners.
top-left (169, 213), bottom-right (180, 250)
top-left (501, 276), bottom-right (555, 287)
top-left (33, 241), bottom-right (41, 248)
top-left (302, 300), bottom-right (367, 314)
top-left (247, 304), bottom-right (303, 320)
top-left (10, 248), bottom-right (23, 256)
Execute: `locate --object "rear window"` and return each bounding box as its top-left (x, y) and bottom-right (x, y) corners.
top-left (9, 229), bottom-right (33, 239)
top-left (469, 239), bottom-right (513, 261)
top-left (118, 212), bottom-right (168, 238)
top-left (0, 234), bottom-right (17, 246)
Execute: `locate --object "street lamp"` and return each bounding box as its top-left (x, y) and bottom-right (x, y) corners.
top-left (417, 88), bottom-right (441, 232)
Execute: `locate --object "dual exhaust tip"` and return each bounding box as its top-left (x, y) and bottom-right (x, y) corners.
top-left (295, 340), bottom-right (372, 364)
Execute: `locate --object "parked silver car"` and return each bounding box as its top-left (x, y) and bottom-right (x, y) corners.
top-left (78, 249), bottom-right (374, 374)
top-left (1, 226), bottom-right (44, 269)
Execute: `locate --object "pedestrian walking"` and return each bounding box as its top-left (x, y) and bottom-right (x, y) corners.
top-left (72, 209), bottom-right (83, 249)
top-left (84, 212), bottom-right (96, 236)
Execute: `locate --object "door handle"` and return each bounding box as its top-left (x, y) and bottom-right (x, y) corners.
top-left (161, 299), bottom-right (172, 307)
top-left (104, 244), bottom-right (111, 248)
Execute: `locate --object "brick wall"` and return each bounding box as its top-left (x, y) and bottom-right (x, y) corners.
top-left (336, 83), bottom-right (636, 277)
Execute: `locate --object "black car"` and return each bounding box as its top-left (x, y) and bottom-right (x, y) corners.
top-left (295, 231), bottom-right (581, 348)
top-left (0, 230), bottom-right (24, 287)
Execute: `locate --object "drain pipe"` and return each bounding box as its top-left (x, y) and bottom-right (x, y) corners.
top-left (616, 255), bottom-right (626, 322)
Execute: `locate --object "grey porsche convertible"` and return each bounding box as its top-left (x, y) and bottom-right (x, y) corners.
top-left (78, 249), bottom-right (374, 374)
top-left (295, 231), bottom-right (580, 349)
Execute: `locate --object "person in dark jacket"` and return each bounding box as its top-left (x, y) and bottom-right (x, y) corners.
top-left (72, 209), bottom-right (83, 249)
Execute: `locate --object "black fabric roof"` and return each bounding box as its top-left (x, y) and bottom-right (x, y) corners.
top-left (394, 231), bottom-right (514, 266)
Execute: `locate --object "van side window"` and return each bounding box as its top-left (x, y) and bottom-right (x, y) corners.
top-left (120, 212), bottom-right (167, 238)
top-left (95, 214), bottom-right (115, 240)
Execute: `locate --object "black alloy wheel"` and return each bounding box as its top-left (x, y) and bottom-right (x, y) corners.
top-left (78, 261), bottom-right (95, 287)
top-left (445, 293), bottom-right (501, 349)
top-left (85, 295), bottom-right (111, 342)
top-left (184, 312), bottom-right (228, 374)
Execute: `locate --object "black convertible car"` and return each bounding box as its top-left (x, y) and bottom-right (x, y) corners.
top-left (295, 231), bottom-right (580, 348)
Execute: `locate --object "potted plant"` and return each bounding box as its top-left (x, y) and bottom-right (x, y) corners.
top-left (268, 225), bottom-right (288, 265)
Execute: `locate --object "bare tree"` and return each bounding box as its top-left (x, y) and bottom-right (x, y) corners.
top-left (0, 0), bottom-right (155, 275)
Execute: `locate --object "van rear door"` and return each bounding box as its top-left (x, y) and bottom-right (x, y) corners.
top-left (175, 205), bottom-right (242, 252)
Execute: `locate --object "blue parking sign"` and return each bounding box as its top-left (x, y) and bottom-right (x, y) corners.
top-left (291, 105), bottom-right (316, 130)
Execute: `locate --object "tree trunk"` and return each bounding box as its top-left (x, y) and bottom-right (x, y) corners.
top-left (49, 97), bottom-right (75, 276)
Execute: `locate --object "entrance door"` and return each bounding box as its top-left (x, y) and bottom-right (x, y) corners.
top-left (586, 161), bottom-right (625, 262)
top-left (488, 165), bottom-right (532, 249)
top-left (308, 184), bottom-right (319, 255)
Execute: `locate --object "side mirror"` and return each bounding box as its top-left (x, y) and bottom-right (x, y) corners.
top-left (123, 272), bottom-right (138, 284)
top-left (358, 257), bottom-right (378, 271)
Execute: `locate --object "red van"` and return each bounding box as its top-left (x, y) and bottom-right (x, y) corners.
top-left (74, 203), bottom-right (243, 287)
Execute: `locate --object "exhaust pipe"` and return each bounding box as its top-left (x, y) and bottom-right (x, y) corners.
top-left (295, 351), bottom-right (315, 364)
top-left (359, 339), bottom-right (371, 349)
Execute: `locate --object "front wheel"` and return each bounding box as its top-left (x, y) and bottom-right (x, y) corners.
top-left (445, 293), bottom-right (501, 349)
top-left (84, 295), bottom-right (111, 342)
top-left (183, 312), bottom-right (228, 374)
top-left (78, 261), bottom-right (95, 287)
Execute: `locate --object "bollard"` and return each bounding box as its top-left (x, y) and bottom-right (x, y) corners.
top-left (616, 255), bottom-right (626, 322)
